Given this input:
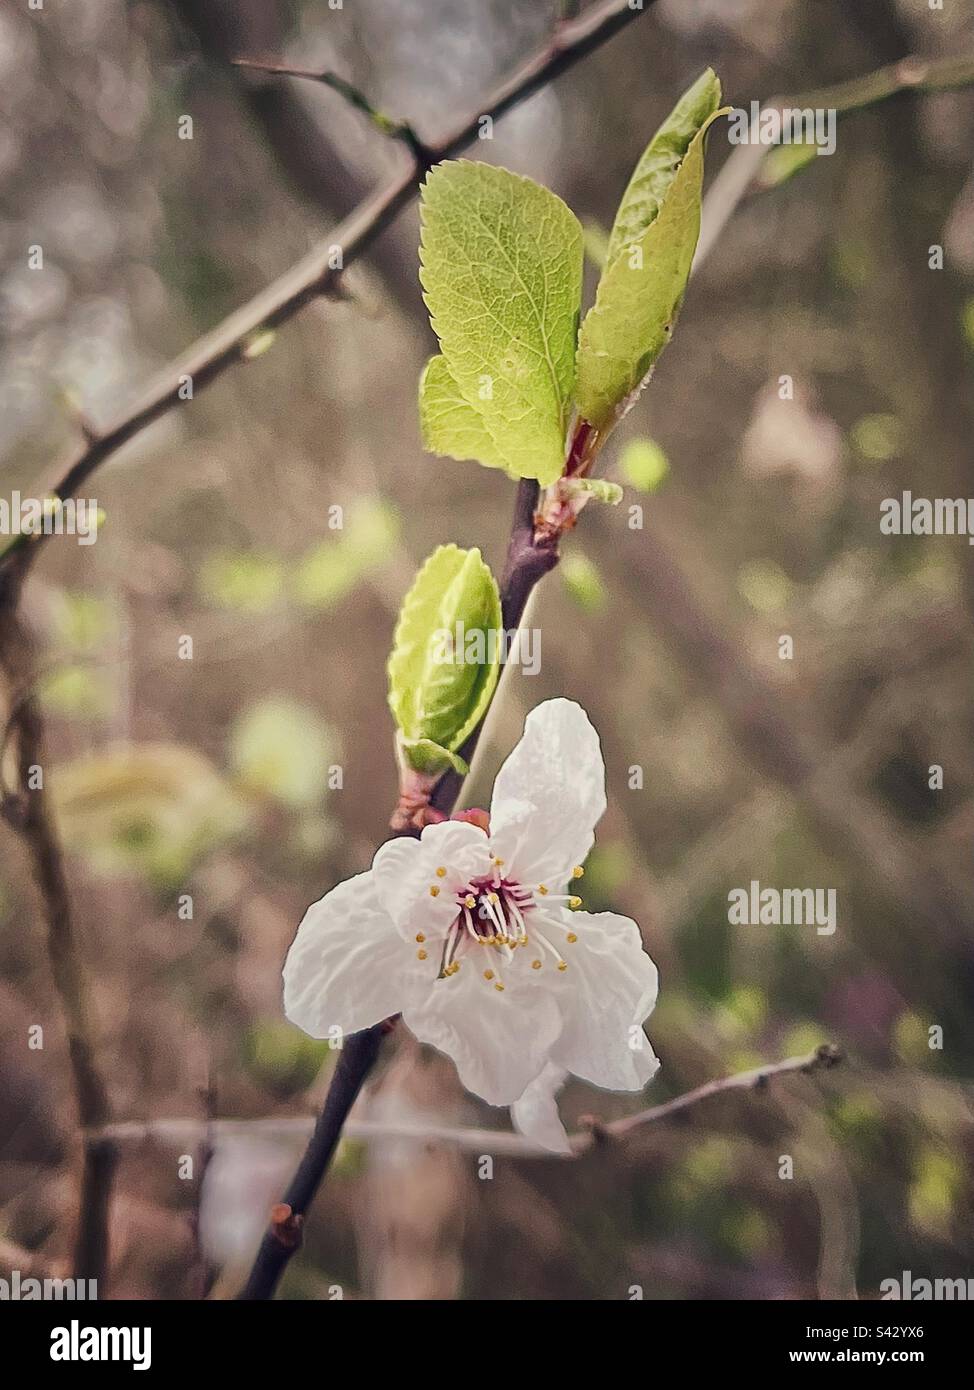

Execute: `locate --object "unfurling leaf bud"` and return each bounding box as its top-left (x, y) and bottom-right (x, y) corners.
top-left (388, 544), bottom-right (502, 782)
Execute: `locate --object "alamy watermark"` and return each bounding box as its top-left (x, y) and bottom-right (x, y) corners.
top-left (728, 880), bottom-right (837, 936)
top-left (727, 101), bottom-right (837, 157)
top-left (431, 622), bottom-right (541, 676)
top-left (50, 1319), bottom-right (151, 1371)
top-left (881, 1271), bottom-right (974, 1300)
top-left (0, 1270), bottom-right (97, 1299)
top-left (0, 492), bottom-right (99, 545)
top-left (881, 492), bottom-right (974, 544)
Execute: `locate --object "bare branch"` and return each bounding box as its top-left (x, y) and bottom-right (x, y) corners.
top-left (0, 613), bottom-right (116, 1285)
top-left (93, 1045), bottom-right (845, 1158)
top-left (0, 0), bottom-right (662, 586)
top-left (231, 58), bottom-right (431, 164)
top-left (697, 50), bottom-right (974, 271)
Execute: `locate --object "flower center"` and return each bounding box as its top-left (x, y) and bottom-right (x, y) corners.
top-left (417, 858), bottom-right (586, 990)
top-left (458, 874), bottom-right (535, 948)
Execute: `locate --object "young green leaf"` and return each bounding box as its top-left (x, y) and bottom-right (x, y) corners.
top-left (387, 544), bottom-right (502, 777)
top-left (604, 68), bottom-right (722, 270)
top-left (419, 161), bottom-right (584, 487)
top-left (563, 477), bottom-right (623, 505)
top-left (419, 355), bottom-right (514, 477)
top-left (575, 104), bottom-right (726, 431)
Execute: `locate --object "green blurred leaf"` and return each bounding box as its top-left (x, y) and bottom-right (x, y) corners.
top-left (419, 160), bottom-right (583, 486)
top-left (230, 697), bottom-right (336, 808)
top-left (909, 1147), bottom-right (961, 1237)
top-left (619, 437), bottom-right (670, 492)
top-left (576, 99), bottom-right (725, 430)
top-left (51, 591), bottom-right (116, 652)
top-left (737, 559), bottom-right (792, 613)
top-left (199, 550), bottom-right (284, 613)
top-left (244, 1019), bottom-right (327, 1099)
top-left (387, 544), bottom-right (502, 773)
top-left (50, 743), bottom-right (247, 889)
top-left (291, 499), bottom-right (399, 609)
top-left (961, 297), bottom-right (974, 350)
top-left (850, 413), bottom-right (901, 462)
top-left (39, 666), bottom-right (113, 720)
top-left (560, 552), bottom-right (606, 613)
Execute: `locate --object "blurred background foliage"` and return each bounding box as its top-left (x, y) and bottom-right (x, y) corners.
top-left (1, 0), bottom-right (973, 1299)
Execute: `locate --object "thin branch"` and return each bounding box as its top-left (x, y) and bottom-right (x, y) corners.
top-left (0, 0), bottom-right (661, 586)
top-left (238, 1024), bottom-right (390, 1299)
top-left (696, 50), bottom-right (974, 270)
top-left (94, 1045), bottom-right (845, 1158)
top-left (231, 58), bottom-right (431, 164)
top-left (0, 614), bottom-right (116, 1286)
top-left (241, 476), bottom-right (563, 1296)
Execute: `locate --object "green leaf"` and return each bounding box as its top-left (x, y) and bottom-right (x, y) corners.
top-left (419, 160), bottom-right (583, 487)
top-left (575, 102), bottom-right (726, 431)
top-left (399, 737), bottom-right (468, 777)
top-left (563, 477), bottom-right (623, 505)
top-left (605, 69), bottom-right (722, 270)
top-left (388, 544), bottom-right (502, 769)
top-left (419, 355), bottom-right (513, 476)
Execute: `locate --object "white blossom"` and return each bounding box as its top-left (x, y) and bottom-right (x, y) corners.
top-left (284, 699), bottom-right (659, 1151)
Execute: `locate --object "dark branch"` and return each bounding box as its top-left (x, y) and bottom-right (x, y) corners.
top-left (0, 0), bottom-right (661, 586)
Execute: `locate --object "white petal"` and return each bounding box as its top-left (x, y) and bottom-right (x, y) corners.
top-left (512, 1063), bottom-right (572, 1155)
top-left (283, 871), bottom-right (417, 1038)
top-left (402, 965), bottom-right (561, 1107)
top-left (550, 910), bottom-right (661, 1091)
top-left (489, 699), bottom-right (606, 887)
top-left (371, 821), bottom-right (491, 940)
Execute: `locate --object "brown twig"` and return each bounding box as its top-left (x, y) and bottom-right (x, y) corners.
top-left (695, 50), bottom-right (974, 270)
top-left (0, 0), bottom-right (661, 588)
top-left (95, 1045), bottom-right (846, 1158)
top-left (0, 610), bottom-right (115, 1287)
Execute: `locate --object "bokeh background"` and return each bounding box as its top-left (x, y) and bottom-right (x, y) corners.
top-left (2, 0), bottom-right (973, 1300)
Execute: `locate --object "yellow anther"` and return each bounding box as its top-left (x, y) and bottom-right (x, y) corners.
top-left (494, 983), bottom-right (505, 992)
top-left (537, 884), bottom-right (548, 896)
top-left (435, 866), bottom-right (447, 878)
top-left (557, 961), bottom-right (567, 972)
top-left (415, 933), bottom-right (425, 943)
top-left (569, 896), bottom-right (582, 909)
top-left (572, 866), bottom-right (585, 880)
top-left (493, 857), bottom-right (505, 867)
top-left (487, 892), bottom-right (499, 903)
top-left (429, 885), bottom-right (440, 897)
top-left (464, 895), bottom-right (476, 909)
top-left (531, 960), bottom-right (542, 970)
top-left (484, 969), bottom-right (494, 980)
top-left (567, 932), bottom-right (577, 944)
top-left (417, 949), bottom-right (428, 961)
